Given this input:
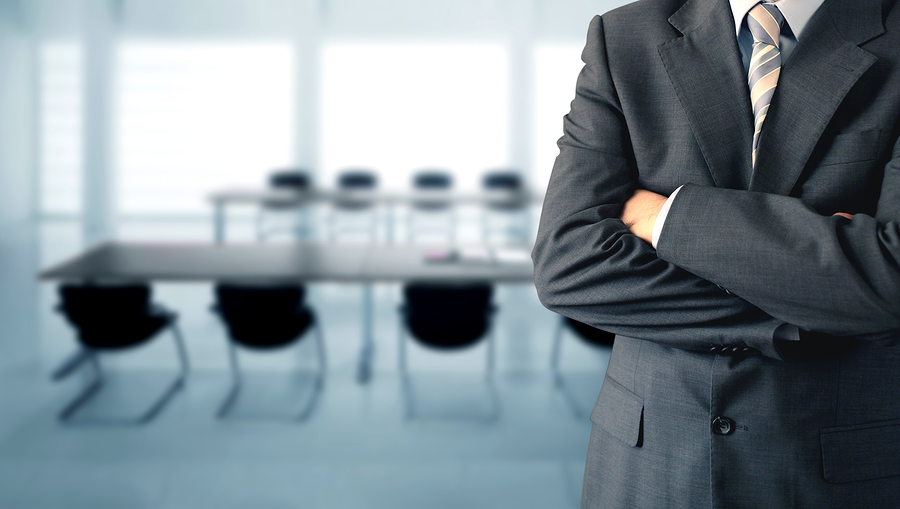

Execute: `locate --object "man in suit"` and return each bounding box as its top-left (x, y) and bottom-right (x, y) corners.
top-left (532, 0), bottom-right (900, 506)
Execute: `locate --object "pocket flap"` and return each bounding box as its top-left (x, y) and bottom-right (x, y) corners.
top-left (591, 376), bottom-right (644, 447)
top-left (816, 129), bottom-right (881, 167)
top-left (820, 418), bottom-right (900, 483)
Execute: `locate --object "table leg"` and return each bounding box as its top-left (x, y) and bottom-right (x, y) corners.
top-left (386, 204), bottom-right (395, 244)
top-left (357, 284), bottom-right (374, 383)
top-left (214, 201), bottom-right (226, 244)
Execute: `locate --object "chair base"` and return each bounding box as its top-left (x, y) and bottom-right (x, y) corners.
top-left (550, 316), bottom-right (611, 420)
top-left (217, 372), bottom-right (324, 421)
top-left (217, 321), bottom-right (326, 421)
top-left (53, 323), bottom-right (190, 425)
top-left (398, 327), bottom-right (499, 423)
top-left (400, 373), bottom-right (500, 423)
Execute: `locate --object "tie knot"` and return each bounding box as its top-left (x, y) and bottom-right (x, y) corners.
top-left (747, 2), bottom-right (784, 48)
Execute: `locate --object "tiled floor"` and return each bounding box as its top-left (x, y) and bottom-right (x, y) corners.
top-left (0, 217), bottom-right (612, 508)
top-left (0, 367), bottom-right (608, 508)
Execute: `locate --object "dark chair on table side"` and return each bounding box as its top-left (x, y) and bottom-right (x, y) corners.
top-left (480, 170), bottom-right (530, 243)
top-left (52, 284), bottom-right (190, 424)
top-left (398, 282), bottom-right (498, 421)
top-left (256, 169), bottom-right (313, 241)
top-left (212, 283), bottom-right (326, 420)
top-left (408, 170), bottom-right (455, 243)
top-left (550, 316), bottom-right (615, 418)
top-left (328, 169), bottom-right (379, 242)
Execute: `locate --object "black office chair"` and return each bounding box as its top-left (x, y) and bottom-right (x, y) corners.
top-left (212, 283), bottom-right (326, 420)
top-left (328, 169), bottom-right (379, 242)
top-left (398, 282), bottom-right (498, 421)
top-left (408, 170), bottom-right (455, 243)
top-left (257, 169), bottom-right (313, 241)
top-left (550, 316), bottom-right (615, 418)
top-left (481, 170), bottom-right (530, 243)
top-left (52, 283), bottom-right (190, 424)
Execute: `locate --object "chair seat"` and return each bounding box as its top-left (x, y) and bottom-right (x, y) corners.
top-left (214, 284), bottom-right (315, 349)
top-left (403, 283), bottom-right (492, 349)
top-left (224, 308), bottom-right (315, 349)
top-left (78, 313), bottom-right (172, 349)
top-left (407, 315), bottom-right (487, 349)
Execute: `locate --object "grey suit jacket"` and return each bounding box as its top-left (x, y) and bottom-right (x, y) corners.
top-left (532, 0), bottom-right (900, 506)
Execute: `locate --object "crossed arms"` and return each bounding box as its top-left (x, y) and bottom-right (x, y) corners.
top-left (531, 16), bottom-right (900, 360)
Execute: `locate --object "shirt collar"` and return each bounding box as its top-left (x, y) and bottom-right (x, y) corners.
top-left (729, 0), bottom-right (825, 40)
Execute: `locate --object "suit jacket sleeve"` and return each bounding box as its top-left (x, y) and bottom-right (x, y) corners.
top-left (532, 15), bottom-right (788, 359)
top-left (656, 134), bottom-right (900, 342)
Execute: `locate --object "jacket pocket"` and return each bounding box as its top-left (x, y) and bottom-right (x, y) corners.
top-left (820, 418), bottom-right (900, 483)
top-left (816, 129), bottom-right (881, 167)
top-left (590, 375), bottom-right (644, 447)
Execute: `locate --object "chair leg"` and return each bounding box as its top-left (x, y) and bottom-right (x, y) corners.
top-left (550, 318), bottom-right (589, 420)
top-left (217, 341), bottom-right (242, 419)
top-left (57, 354), bottom-right (104, 422)
top-left (293, 321), bottom-right (327, 421)
top-left (51, 348), bottom-right (94, 382)
top-left (398, 322), bottom-right (415, 420)
top-left (550, 316), bottom-right (565, 387)
top-left (486, 328), bottom-right (496, 381)
top-left (132, 323), bottom-right (190, 424)
top-left (171, 322), bottom-right (191, 378)
top-left (120, 326), bottom-right (187, 424)
top-left (219, 327), bottom-right (326, 421)
top-left (484, 330), bottom-right (500, 423)
top-left (58, 323), bottom-right (188, 425)
top-left (314, 320), bottom-right (327, 379)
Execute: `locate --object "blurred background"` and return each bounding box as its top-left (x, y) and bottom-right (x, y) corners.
top-left (0, 0), bottom-right (629, 507)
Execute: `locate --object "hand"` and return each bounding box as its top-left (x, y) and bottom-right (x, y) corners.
top-left (620, 189), bottom-right (668, 244)
top-left (834, 212), bottom-right (854, 220)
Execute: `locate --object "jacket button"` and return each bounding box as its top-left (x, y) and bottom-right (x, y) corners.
top-left (712, 416), bottom-right (735, 435)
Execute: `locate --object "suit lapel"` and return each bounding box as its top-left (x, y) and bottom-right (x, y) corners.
top-left (659, 0), bottom-right (754, 190)
top-left (748, 0), bottom-right (883, 194)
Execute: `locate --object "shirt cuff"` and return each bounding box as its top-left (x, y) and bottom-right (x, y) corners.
top-left (651, 185), bottom-right (683, 249)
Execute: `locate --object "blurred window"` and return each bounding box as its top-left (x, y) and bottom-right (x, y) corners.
top-left (116, 42), bottom-right (294, 215)
top-left (40, 43), bottom-right (83, 215)
top-left (533, 43), bottom-right (584, 190)
top-left (320, 43), bottom-right (510, 190)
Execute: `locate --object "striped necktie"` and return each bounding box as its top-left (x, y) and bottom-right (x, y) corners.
top-left (747, 2), bottom-right (785, 168)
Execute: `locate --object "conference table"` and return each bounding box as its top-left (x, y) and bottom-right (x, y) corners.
top-left (208, 187), bottom-right (543, 243)
top-left (39, 241), bottom-right (535, 382)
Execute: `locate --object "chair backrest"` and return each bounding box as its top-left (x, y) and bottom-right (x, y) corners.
top-left (214, 283), bottom-right (311, 347)
top-left (482, 170), bottom-right (526, 211)
top-left (482, 171), bottom-right (522, 191)
top-left (269, 170), bottom-right (311, 191)
top-left (60, 284), bottom-right (150, 325)
top-left (58, 284), bottom-right (160, 349)
top-left (411, 170), bottom-right (453, 211)
top-left (403, 283), bottom-right (493, 349)
top-left (413, 170), bottom-right (452, 190)
top-left (337, 170), bottom-right (377, 190)
top-left (565, 317), bottom-right (615, 346)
